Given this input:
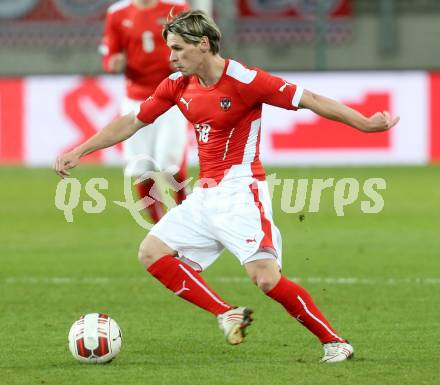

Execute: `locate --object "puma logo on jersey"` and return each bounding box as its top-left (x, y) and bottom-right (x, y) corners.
top-left (180, 97), bottom-right (193, 110)
top-left (174, 280), bottom-right (190, 296)
top-left (279, 81), bottom-right (292, 92)
top-left (122, 19), bottom-right (133, 28)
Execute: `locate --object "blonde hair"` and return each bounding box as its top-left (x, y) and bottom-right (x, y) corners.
top-left (163, 10), bottom-right (222, 54)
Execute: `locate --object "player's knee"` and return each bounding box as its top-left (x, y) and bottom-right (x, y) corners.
top-left (245, 258), bottom-right (281, 292)
top-left (249, 272), bottom-right (278, 293)
top-left (256, 275), bottom-right (279, 293)
top-left (137, 243), bottom-right (154, 268)
top-left (138, 235), bottom-right (175, 268)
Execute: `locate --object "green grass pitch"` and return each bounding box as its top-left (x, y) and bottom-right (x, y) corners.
top-left (1, 165), bottom-right (439, 385)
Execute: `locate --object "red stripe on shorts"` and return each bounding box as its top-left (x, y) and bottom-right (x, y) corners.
top-left (249, 182), bottom-right (274, 250)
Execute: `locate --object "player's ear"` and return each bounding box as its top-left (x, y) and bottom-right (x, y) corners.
top-left (199, 36), bottom-right (210, 53)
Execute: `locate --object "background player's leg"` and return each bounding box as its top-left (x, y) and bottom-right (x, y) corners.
top-left (135, 178), bottom-right (165, 223)
top-left (154, 106), bottom-right (188, 205)
top-left (130, 123), bottom-right (165, 223)
top-left (244, 257), bottom-right (345, 344)
top-left (121, 98), bottom-right (165, 222)
top-left (174, 151), bottom-right (188, 205)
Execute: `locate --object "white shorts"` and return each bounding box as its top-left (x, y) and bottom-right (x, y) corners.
top-left (149, 177), bottom-right (282, 271)
top-left (121, 98), bottom-right (187, 177)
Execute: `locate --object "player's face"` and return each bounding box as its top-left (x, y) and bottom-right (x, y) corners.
top-left (167, 33), bottom-right (205, 76)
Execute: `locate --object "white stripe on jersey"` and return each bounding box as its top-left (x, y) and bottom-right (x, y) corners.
top-left (169, 71), bottom-right (183, 80)
top-left (222, 128), bottom-right (235, 161)
top-left (226, 60), bottom-right (257, 84)
top-left (292, 86), bottom-right (304, 108)
top-left (242, 119), bottom-right (261, 164)
top-left (108, 0), bottom-right (131, 14)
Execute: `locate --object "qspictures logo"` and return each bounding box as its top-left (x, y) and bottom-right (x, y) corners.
top-left (54, 156), bottom-right (387, 230)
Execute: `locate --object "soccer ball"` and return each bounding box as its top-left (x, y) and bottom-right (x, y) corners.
top-left (68, 313), bottom-right (122, 364)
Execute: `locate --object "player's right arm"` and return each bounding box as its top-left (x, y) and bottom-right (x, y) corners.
top-left (55, 77), bottom-right (179, 178)
top-left (55, 113), bottom-right (144, 178)
top-left (100, 8), bottom-right (125, 73)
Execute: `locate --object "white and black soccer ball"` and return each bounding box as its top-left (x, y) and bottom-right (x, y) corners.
top-left (68, 313), bottom-right (122, 364)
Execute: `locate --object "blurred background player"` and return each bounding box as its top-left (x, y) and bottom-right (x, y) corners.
top-left (100, 0), bottom-right (190, 223)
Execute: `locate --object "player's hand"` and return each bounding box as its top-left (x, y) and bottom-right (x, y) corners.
top-left (108, 53), bottom-right (126, 73)
top-left (54, 151), bottom-right (80, 178)
top-left (363, 111), bottom-right (400, 132)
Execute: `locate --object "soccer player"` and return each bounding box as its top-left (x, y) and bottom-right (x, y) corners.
top-left (56, 10), bottom-right (399, 363)
top-left (100, 0), bottom-right (190, 222)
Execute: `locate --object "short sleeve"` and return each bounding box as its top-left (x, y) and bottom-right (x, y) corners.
top-left (248, 69), bottom-right (303, 110)
top-left (136, 77), bottom-right (179, 124)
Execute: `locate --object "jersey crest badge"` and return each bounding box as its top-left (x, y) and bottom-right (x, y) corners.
top-left (220, 97), bottom-right (232, 111)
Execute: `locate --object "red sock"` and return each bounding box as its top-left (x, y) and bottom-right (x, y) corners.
top-left (147, 255), bottom-right (233, 316)
top-left (266, 276), bottom-right (345, 344)
top-left (136, 179), bottom-right (164, 223)
top-left (174, 156), bottom-right (188, 205)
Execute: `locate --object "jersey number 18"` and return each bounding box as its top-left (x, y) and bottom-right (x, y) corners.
top-left (195, 123), bottom-right (211, 143)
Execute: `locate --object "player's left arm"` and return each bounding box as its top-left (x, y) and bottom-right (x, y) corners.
top-left (298, 89), bottom-right (400, 133)
top-left (252, 68), bottom-right (399, 133)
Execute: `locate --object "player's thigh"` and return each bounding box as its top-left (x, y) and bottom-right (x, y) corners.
top-left (121, 97), bottom-right (154, 158)
top-left (120, 98), bottom-right (156, 176)
top-left (149, 189), bottom-right (224, 271)
top-left (122, 128), bottom-right (158, 176)
top-left (211, 180), bottom-right (282, 268)
top-left (153, 106), bottom-right (187, 170)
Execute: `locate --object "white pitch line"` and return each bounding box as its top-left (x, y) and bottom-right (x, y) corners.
top-left (3, 276), bottom-right (440, 285)
top-left (216, 277), bottom-right (440, 285)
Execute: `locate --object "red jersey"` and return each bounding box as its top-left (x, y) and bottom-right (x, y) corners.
top-left (137, 59), bottom-right (304, 184)
top-left (101, 0), bottom-right (189, 100)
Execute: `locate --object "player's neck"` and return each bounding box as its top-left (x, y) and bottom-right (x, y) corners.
top-left (132, 0), bottom-right (158, 9)
top-left (196, 56), bottom-right (226, 88)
